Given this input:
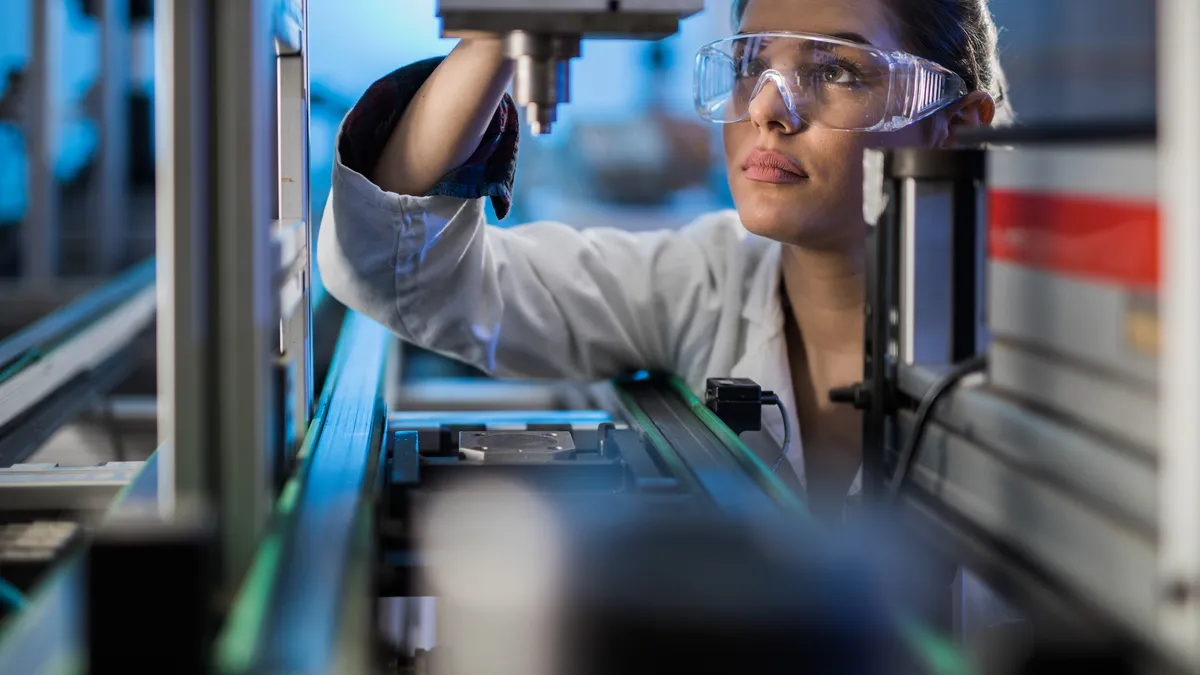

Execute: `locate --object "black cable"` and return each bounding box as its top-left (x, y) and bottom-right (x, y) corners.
top-left (760, 391), bottom-right (791, 472)
top-left (888, 354), bottom-right (987, 499)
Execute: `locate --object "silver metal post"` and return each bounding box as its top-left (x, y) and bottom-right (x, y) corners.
top-left (156, 0), bottom-right (280, 587)
top-left (92, 0), bottom-right (131, 274)
top-left (1158, 0), bottom-right (1200, 664)
top-left (24, 0), bottom-right (59, 282)
top-left (154, 0), bottom-right (212, 518)
top-left (212, 0), bottom-right (278, 583)
top-left (891, 153), bottom-right (986, 367)
top-left (898, 177), bottom-right (919, 365)
top-left (275, 0), bottom-right (314, 461)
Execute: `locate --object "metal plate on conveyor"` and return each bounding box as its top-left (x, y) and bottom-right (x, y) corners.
top-left (458, 430), bottom-right (576, 462)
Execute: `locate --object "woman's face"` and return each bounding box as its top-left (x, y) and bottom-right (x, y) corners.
top-left (724, 0), bottom-right (930, 250)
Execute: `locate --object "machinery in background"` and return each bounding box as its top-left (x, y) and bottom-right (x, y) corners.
top-left (568, 42), bottom-right (713, 206)
top-left (0, 257), bottom-right (156, 627)
top-left (0, 0), bottom-right (161, 610)
top-left (0, 0), bottom-right (1199, 673)
top-left (0, 0), bottom-right (155, 280)
top-left (510, 39), bottom-right (726, 232)
top-left (834, 0), bottom-right (1199, 670)
top-left (0, 259), bottom-right (155, 469)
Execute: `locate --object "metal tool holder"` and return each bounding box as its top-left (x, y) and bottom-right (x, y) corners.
top-left (843, 148), bottom-right (986, 500)
top-left (435, 0), bottom-right (704, 135)
top-left (156, 0), bottom-right (313, 588)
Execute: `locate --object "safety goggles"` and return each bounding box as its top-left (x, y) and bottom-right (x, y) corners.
top-left (694, 32), bottom-right (968, 132)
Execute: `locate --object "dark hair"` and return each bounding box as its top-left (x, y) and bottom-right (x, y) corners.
top-left (731, 0), bottom-right (1012, 122)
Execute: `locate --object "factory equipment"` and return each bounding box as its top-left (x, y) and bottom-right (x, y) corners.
top-left (0, 318), bottom-right (965, 673)
top-left (435, 0), bottom-right (705, 134)
top-left (5, 1), bottom-right (905, 672)
top-left (0, 0), bottom-right (1197, 673)
top-left (154, 0), bottom-right (315, 588)
top-left (836, 0), bottom-right (1200, 670)
top-left (0, 259), bottom-right (154, 469)
top-left (0, 263), bottom-right (154, 617)
top-left (846, 137), bottom-right (1168, 672)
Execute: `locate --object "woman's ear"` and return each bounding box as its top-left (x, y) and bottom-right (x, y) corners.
top-left (936, 91), bottom-right (996, 147)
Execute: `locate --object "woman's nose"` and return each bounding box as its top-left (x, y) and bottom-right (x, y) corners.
top-left (747, 74), bottom-right (803, 133)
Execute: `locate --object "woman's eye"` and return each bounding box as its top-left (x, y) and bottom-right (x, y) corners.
top-left (819, 64), bottom-right (854, 84)
top-left (741, 59), bottom-right (766, 77)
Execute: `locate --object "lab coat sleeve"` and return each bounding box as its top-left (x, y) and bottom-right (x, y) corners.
top-left (317, 156), bottom-right (734, 381)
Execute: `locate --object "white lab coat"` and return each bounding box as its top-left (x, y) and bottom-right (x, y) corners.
top-left (317, 140), bottom-right (863, 498)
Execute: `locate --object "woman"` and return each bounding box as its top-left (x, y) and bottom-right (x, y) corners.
top-left (318, 0), bottom-right (1011, 519)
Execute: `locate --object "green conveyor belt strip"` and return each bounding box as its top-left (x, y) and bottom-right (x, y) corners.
top-left (0, 348), bottom-right (41, 385)
top-left (620, 375), bottom-right (972, 675)
top-left (613, 383), bottom-right (703, 497)
top-left (900, 617), bottom-right (976, 675)
top-left (0, 578), bottom-right (25, 612)
top-left (215, 310), bottom-right (352, 673)
top-left (0, 257), bottom-right (156, 385)
top-left (665, 375), bottom-right (810, 515)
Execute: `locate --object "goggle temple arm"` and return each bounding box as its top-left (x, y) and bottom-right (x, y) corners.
top-left (894, 55), bottom-right (971, 124)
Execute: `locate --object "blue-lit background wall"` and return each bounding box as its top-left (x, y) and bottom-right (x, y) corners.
top-left (0, 0), bottom-right (153, 224)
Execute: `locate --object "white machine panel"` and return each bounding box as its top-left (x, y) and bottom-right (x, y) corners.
top-left (986, 143), bottom-right (1159, 455)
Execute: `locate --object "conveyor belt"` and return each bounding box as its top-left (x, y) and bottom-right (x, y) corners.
top-left (614, 376), bottom-right (786, 519)
top-left (217, 311), bottom-right (388, 675)
top-left (0, 258), bottom-right (155, 466)
top-left (0, 259), bottom-right (154, 374)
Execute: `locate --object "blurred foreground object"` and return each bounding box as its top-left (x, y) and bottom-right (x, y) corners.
top-left (417, 479), bottom-right (915, 675)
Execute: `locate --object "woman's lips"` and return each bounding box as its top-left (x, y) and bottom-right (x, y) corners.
top-left (743, 148), bottom-right (808, 184)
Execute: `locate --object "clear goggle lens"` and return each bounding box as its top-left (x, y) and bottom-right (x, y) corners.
top-left (694, 32), bottom-right (968, 132)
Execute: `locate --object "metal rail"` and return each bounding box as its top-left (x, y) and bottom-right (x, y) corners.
top-left (0, 258), bottom-right (154, 372)
top-left (0, 450), bottom-right (161, 675)
top-left (0, 462), bottom-right (145, 513)
top-left (613, 376), bottom-right (786, 519)
top-left (0, 258), bottom-right (155, 466)
top-left (156, 0), bottom-right (315, 590)
top-left (217, 311), bottom-right (389, 675)
top-left (663, 376), bottom-right (807, 514)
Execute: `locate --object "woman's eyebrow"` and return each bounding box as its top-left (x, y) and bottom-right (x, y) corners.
top-left (735, 29), bottom-right (877, 47)
top-left (828, 31), bottom-right (874, 46)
